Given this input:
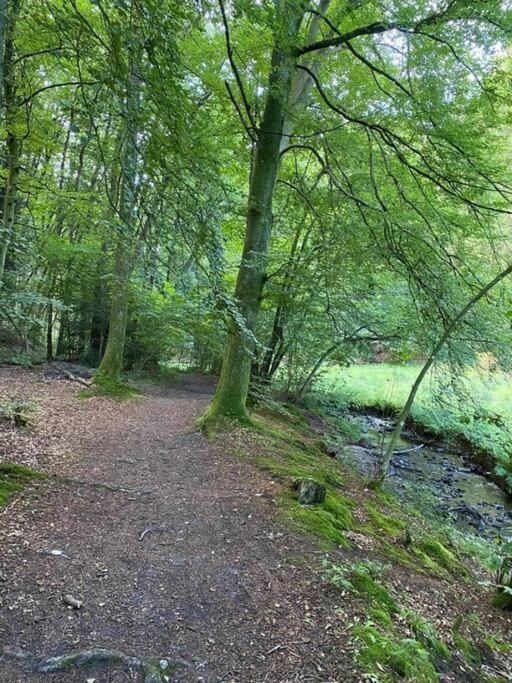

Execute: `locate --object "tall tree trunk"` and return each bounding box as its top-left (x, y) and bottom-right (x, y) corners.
top-left (0, 132), bottom-right (20, 283)
top-left (208, 3), bottom-right (306, 419)
top-left (95, 228), bottom-right (133, 381)
top-left (0, 0), bottom-right (20, 286)
top-left (46, 301), bottom-right (53, 361)
top-left (88, 242), bottom-right (109, 366)
top-left (95, 52), bottom-right (140, 383)
top-left (0, 0), bottom-right (7, 118)
top-left (56, 309), bottom-right (68, 358)
top-left (89, 147), bottom-right (119, 367)
top-left (372, 263), bottom-right (512, 487)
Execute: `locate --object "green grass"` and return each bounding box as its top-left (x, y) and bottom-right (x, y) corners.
top-left (317, 363), bottom-right (512, 422)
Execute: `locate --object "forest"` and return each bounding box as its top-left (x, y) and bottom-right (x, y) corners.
top-left (1, 1), bottom-right (512, 681)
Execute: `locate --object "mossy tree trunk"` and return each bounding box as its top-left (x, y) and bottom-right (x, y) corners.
top-left (95, 230), bottom-right (133, 382)
top-left (0, 132), bottom-right (20, 284)
top-left (208, 2), bottom-right (307, 420)
top-left (0, 0), bottom-right (7, 116)
top-left (0, 0), bottom-right (21, 287)
top-left (95, 53), bottom-right (140, 383)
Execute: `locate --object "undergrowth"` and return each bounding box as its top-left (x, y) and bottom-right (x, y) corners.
top-left (215, 404), bottom-right (470, 580)
top-left (0, 463), bottom-right (46, 508)
top-left (203, 396), bottom-right (511, 678)
top-left (322, 558), bottom-right (485, 681)
top-left (323, 559), bottom-right (452, 681)
top-left (0, 399), bottom-right (37, 426)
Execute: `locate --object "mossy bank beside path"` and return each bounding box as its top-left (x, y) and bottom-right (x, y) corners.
top-left (0, 368), bottom-right (510, 682)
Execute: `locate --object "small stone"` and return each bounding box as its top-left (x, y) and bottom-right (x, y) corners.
top-left (294, 479), bottom-right (326, 505)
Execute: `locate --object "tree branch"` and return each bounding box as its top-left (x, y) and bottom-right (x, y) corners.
top-left (296, 64), bottom-right (512, 215)
top-left (345, 40), bottom-right (412, 97)
top-left (18, 80), bottom-right (100, 107)
top-left (299, 21), bottom-right (392, 56)
top-left (218, 0), bottom-right (257, 134)
top-left (224, 81), bottom-right (257, 142)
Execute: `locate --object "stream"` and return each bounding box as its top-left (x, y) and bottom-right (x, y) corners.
top-left (339, 414), bottom-right (512, 540)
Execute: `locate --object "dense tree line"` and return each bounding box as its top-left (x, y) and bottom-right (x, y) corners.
top-left (1, 0), bottom-right (512, 439)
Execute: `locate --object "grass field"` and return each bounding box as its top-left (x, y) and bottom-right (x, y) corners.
top-left (316, 363), bottom-right (512, 423)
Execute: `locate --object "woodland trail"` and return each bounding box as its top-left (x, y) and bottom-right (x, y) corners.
top-left (0, 371), bottom-right (352, 683)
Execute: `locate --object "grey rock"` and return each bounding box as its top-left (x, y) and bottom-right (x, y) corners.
top-left (294, 478), bottom-right (326, 505)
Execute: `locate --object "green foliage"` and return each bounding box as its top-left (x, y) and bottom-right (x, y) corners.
top-left (405, 611), bottom-right (452, 666)
top-left (364, 502), bottom-right (407, 537)
top-left (0, 399), bottom-right (36, 426)
top-left (0, 348), bottom-right (34, 367)
top-left (415, 536), bottom-right (460, 575)
top-left (323, 559), bottom-right (397, 614)
top-left (451, 617), bottom-right (483, 665)
top-left (125, 285), bottom-right (226, 374)
top-left (325, 559), bottom-right (453, 679)
top-left (352, 623), bottom-right (439, 682)
top-left (487, 540), bottom-right (512, 610)
top-left (279, 490), bottom-right (353, 548)
top-left (1, 0), bottom-right (512, 421)
top-left (367, 607), bottom-right (394, 629)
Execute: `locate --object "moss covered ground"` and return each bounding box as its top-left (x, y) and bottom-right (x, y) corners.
top-left (206, 401), bottom-right (512, 681)
top-left (0, 463), bottom-right (46, 508)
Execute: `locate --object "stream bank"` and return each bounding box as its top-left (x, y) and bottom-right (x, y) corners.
top-left (319, 410), bottom-right (512, 541)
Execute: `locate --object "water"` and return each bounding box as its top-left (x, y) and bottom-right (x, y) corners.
top-left (341, 414), bottom-right (512, 539)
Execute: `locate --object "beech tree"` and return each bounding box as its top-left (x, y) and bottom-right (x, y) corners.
top-left (206, 0), bottom-right (512, 420)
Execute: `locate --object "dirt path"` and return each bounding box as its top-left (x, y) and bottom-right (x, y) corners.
top-left (0, 371), bottom-right (353, 682)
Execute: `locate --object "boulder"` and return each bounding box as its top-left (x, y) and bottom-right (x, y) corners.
top-left (293, 478), bottom-right (326, 505)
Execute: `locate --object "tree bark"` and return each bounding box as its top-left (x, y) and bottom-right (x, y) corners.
top-left (95, 49), bottom-right (140, 383)
top-left (0, 132), bottom-right (20, 283)
top-left (95, 228), bottom-right (133, 381)
top-left (0, 0), bottom-right (20, 286)
top-left (0, 0), bottom-right (7, 118)
top-left (208, 3), bottom-right (307, 419)
top-left (46, 301), bottom-right (53, 361)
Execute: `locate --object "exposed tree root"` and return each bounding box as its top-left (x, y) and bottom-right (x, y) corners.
top-left (49, 473), bottom-right (148, 495)
top-left (3, 646), bottom-right (178, 681)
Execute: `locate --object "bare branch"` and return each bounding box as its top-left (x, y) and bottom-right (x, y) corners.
top-left (218, 0), bottom-right (257, 134)
top-left (224, 81), bottom-right (257, 142)
top-left (345, 40), bottom-right (412, 97)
